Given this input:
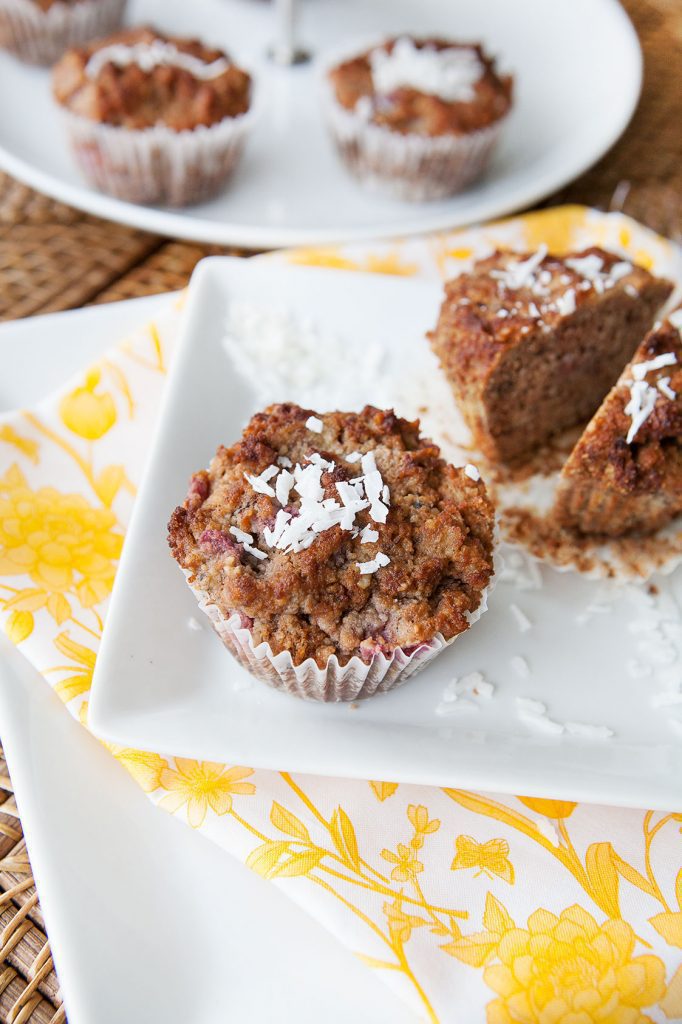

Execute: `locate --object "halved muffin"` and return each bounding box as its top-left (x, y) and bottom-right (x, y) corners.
top-left (429, 247), bottom-right (673, 465)
top-left (555, 310), bottom-right (682, 536)
top-left (168, 403), bottom-right (495, 701)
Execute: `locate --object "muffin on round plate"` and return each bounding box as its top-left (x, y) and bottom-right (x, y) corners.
top-left (323, 35), bottom-right (513, 201)
top-left (0, 0), bottom-right (126, 65)
top-left (168, 403), bottom-right (495, 702)
top-left (52, 26), bottom-right (254, 206)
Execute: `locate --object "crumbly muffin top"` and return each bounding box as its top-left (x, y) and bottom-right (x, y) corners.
top-left (562, 311), bottom-right (682, 494)
top-left (52, 26), bottom-right (251, 131)
top-left (328, 36), bottom-right (512, 136)
top-left (437, 246), bottom-right (671, 346)
top-left (168, 403), bottom-right (495, 668)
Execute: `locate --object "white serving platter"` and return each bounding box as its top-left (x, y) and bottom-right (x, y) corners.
top-left (0, 297), bottom-right (414, 1024)
top-left (0, 0), bottom-right (641, 247)
top-left (89, 258), bottom-right (682, 810)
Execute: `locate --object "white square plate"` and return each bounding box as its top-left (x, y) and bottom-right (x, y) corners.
top-left (89, 259), bottom-right (682, 809)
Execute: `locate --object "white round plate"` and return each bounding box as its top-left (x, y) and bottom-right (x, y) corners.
top-left (0, 0), bottom-right (640, 247)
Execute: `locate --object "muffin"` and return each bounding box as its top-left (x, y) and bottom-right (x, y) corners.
top-left (323, 35), bottom-right (513, 201)
top-left (429, 246), bottom-right (673, 465)
top-left (168, 403), bottom-right (495, 701)
top-left (0, 0), bottom-right (125, 65)
top-left (555, 309), bottom-right (682, 536)
top-left (52, 26), bottom-right (254, 206)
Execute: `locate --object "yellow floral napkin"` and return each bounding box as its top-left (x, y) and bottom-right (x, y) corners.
top-left (1, 207), bottom-right (681, 1024)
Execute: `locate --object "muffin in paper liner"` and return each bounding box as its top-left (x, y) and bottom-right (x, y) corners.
top-left (183, 570), bottom-right (492, 703)
top-left (322, 86), bottom-right (505, 202)
top-left (0, 0), bottom-right (126, 66)
top-left (59, 105), bottom-right (256, 207)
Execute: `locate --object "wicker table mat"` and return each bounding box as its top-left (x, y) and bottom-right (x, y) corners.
top-left (0, 0), bottom-right (679, 1019)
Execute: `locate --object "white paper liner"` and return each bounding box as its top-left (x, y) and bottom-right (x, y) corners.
top-left (182, 569), bottom-right (492, 702)
top-left (0, 0), bottom-right (125, 65)
top-left (59, 104), bottom-right (256, 206)
top-left (492, 465), bottom-right (682, 582)
top-left (318, 42), bottom-right (506, 201)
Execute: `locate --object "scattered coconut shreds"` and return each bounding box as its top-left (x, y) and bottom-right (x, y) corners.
top-left (510, 655), bottom-right (530, 678)
top-left (241, 447), bottom-right (391, 558)
top-left (658, 377), bottom-right (676, 400)
top-left (360, 524), bottom-right (379, 544)
top-left (187, 616), bottom-right (203, 631)
top-left (277, 455), bottom-right (293, 468)
top-left (229, 526), bottom-right (268, 561)
top-left (651, 692), bottom-right (682, 708)
top-left (631, 352), bottom-right (677, 380)
top-left (565, 722), bottom-right (615, 740)
top-left (436, 699), bottom-right (479, 717)
top-left (625, 379), bottom-right (658, 444)
top-left (306, 415), bottom-right (324, 433)
top-left (357, 552), bottom-right (390, 575)
top-left (464, 463), bottom-right (480, 481)
top-left (516, 696), bottom-right (546, 715)
top-left (509, 603), bottom-right (532, 633)
top-left (346, 451), bottom-right (362, 463)
top-left (491, 245), bottom-right (548, 291)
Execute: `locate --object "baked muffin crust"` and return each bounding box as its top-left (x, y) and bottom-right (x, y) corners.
top-left (555, 310), bottom-right (682, 536)
top-left (328, 36), bottom-right (512, 137)
top-left (52, 26), bottom-right (251, 130)
top-left (168, 404), bottom-right (495, 668)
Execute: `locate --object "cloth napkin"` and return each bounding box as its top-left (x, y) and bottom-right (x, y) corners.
top-left (1, 206), bottom-right (681, 1024)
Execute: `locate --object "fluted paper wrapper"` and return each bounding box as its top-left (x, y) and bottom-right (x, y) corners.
top-left (0, 0), bottom-right (126, 65)
top-left (60, 106), bottom-right (255, 207)
top-left (321, 78), bottom-right (505, 202)
top-left (184, 571), bottom-right (491, 702)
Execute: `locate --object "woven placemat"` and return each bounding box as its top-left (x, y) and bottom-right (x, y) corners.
top-left (0, 0), bottom-right (679, 1020)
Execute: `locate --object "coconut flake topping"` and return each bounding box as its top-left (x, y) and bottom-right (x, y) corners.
top-left (369, 37), bottom-right (483, 103)
top-left (242, 447), bottom-right (391, 561)
top-left (464, 463), bottom-right (480, 481)
top-left (86, 41), bottom-right (231, 80)
top-left (625, 352), bottom-right (677, 443)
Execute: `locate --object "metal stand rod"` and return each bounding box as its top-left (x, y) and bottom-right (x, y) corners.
top-left (268, 0), bottom-right (311, 66)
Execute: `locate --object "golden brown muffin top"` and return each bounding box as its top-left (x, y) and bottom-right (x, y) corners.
top-left (168, 403), bottom-right (495, 667)
top-left (328, 36), bottom-right (512, 136)
top-left (562, 311), bottom-right (682, 495)
top-left (52, 26), bottom-right (251, 131)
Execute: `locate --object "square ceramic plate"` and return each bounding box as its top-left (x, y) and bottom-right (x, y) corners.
top-left (89, 258), bottom-right (682, 810)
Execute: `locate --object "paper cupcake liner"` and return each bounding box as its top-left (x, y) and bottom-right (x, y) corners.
top-left (60, 105), bottom-right (256, 207)
top-left (183, 569), bottom-right (492, 702)
top-left (0, 0), bottom-right (126, 65)
top-left (318, 40), bottom-right (506, 202)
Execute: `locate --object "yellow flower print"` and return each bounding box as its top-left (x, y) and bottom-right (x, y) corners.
top-left (59, 368), bottom-right (116, 440)
top-left (517, 796), bottom-right (577, 820)
top-left (50, 631), bottom-right (96, 703)
top-left (158, 759), bottom-right (255, 829)
top-left (451, 836), bottom-right (515, 884)
top-left (384, 896), bottom-right (427, 944)
top-left (447, 896), bottom-right (666, 1024)
top-left (4, 609), bottom-right (33, 644)
top-left (0, 426), bottom-right (39, 463)
top-left (0, 465), bottom-right (123, 606)
top-left (381, 843), bottom-right (424, 883)
top-left (369, 780), bottom-right (399, 802)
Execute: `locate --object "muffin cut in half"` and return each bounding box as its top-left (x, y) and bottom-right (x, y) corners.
top-left (52, 25), bottom-right (253, 206)
top-left (324, 35), bottom-right (512, 201)
top-left (429, 246), bottom-right (673, 465)
top-left (168, 403), bottom-right (495, 701)
top-left (555, 309), bottom-right (682, 537)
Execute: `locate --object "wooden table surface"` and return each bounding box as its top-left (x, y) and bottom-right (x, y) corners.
top-left (0, 0), bottom-right (679, 1020)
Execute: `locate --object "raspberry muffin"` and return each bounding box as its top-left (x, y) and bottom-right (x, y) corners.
top-left (555, 310), bottom-right (682, 536)
top-left (168, 403), bottom-right (495, 701)
top-left (52, 25), bottom-right (254, 206)
top-left (429, 246), bottom-right (672, 464)
top-left (323, 35), bottom-right (513, 200)
top-left (0, 0), bottom-right (125, 65)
